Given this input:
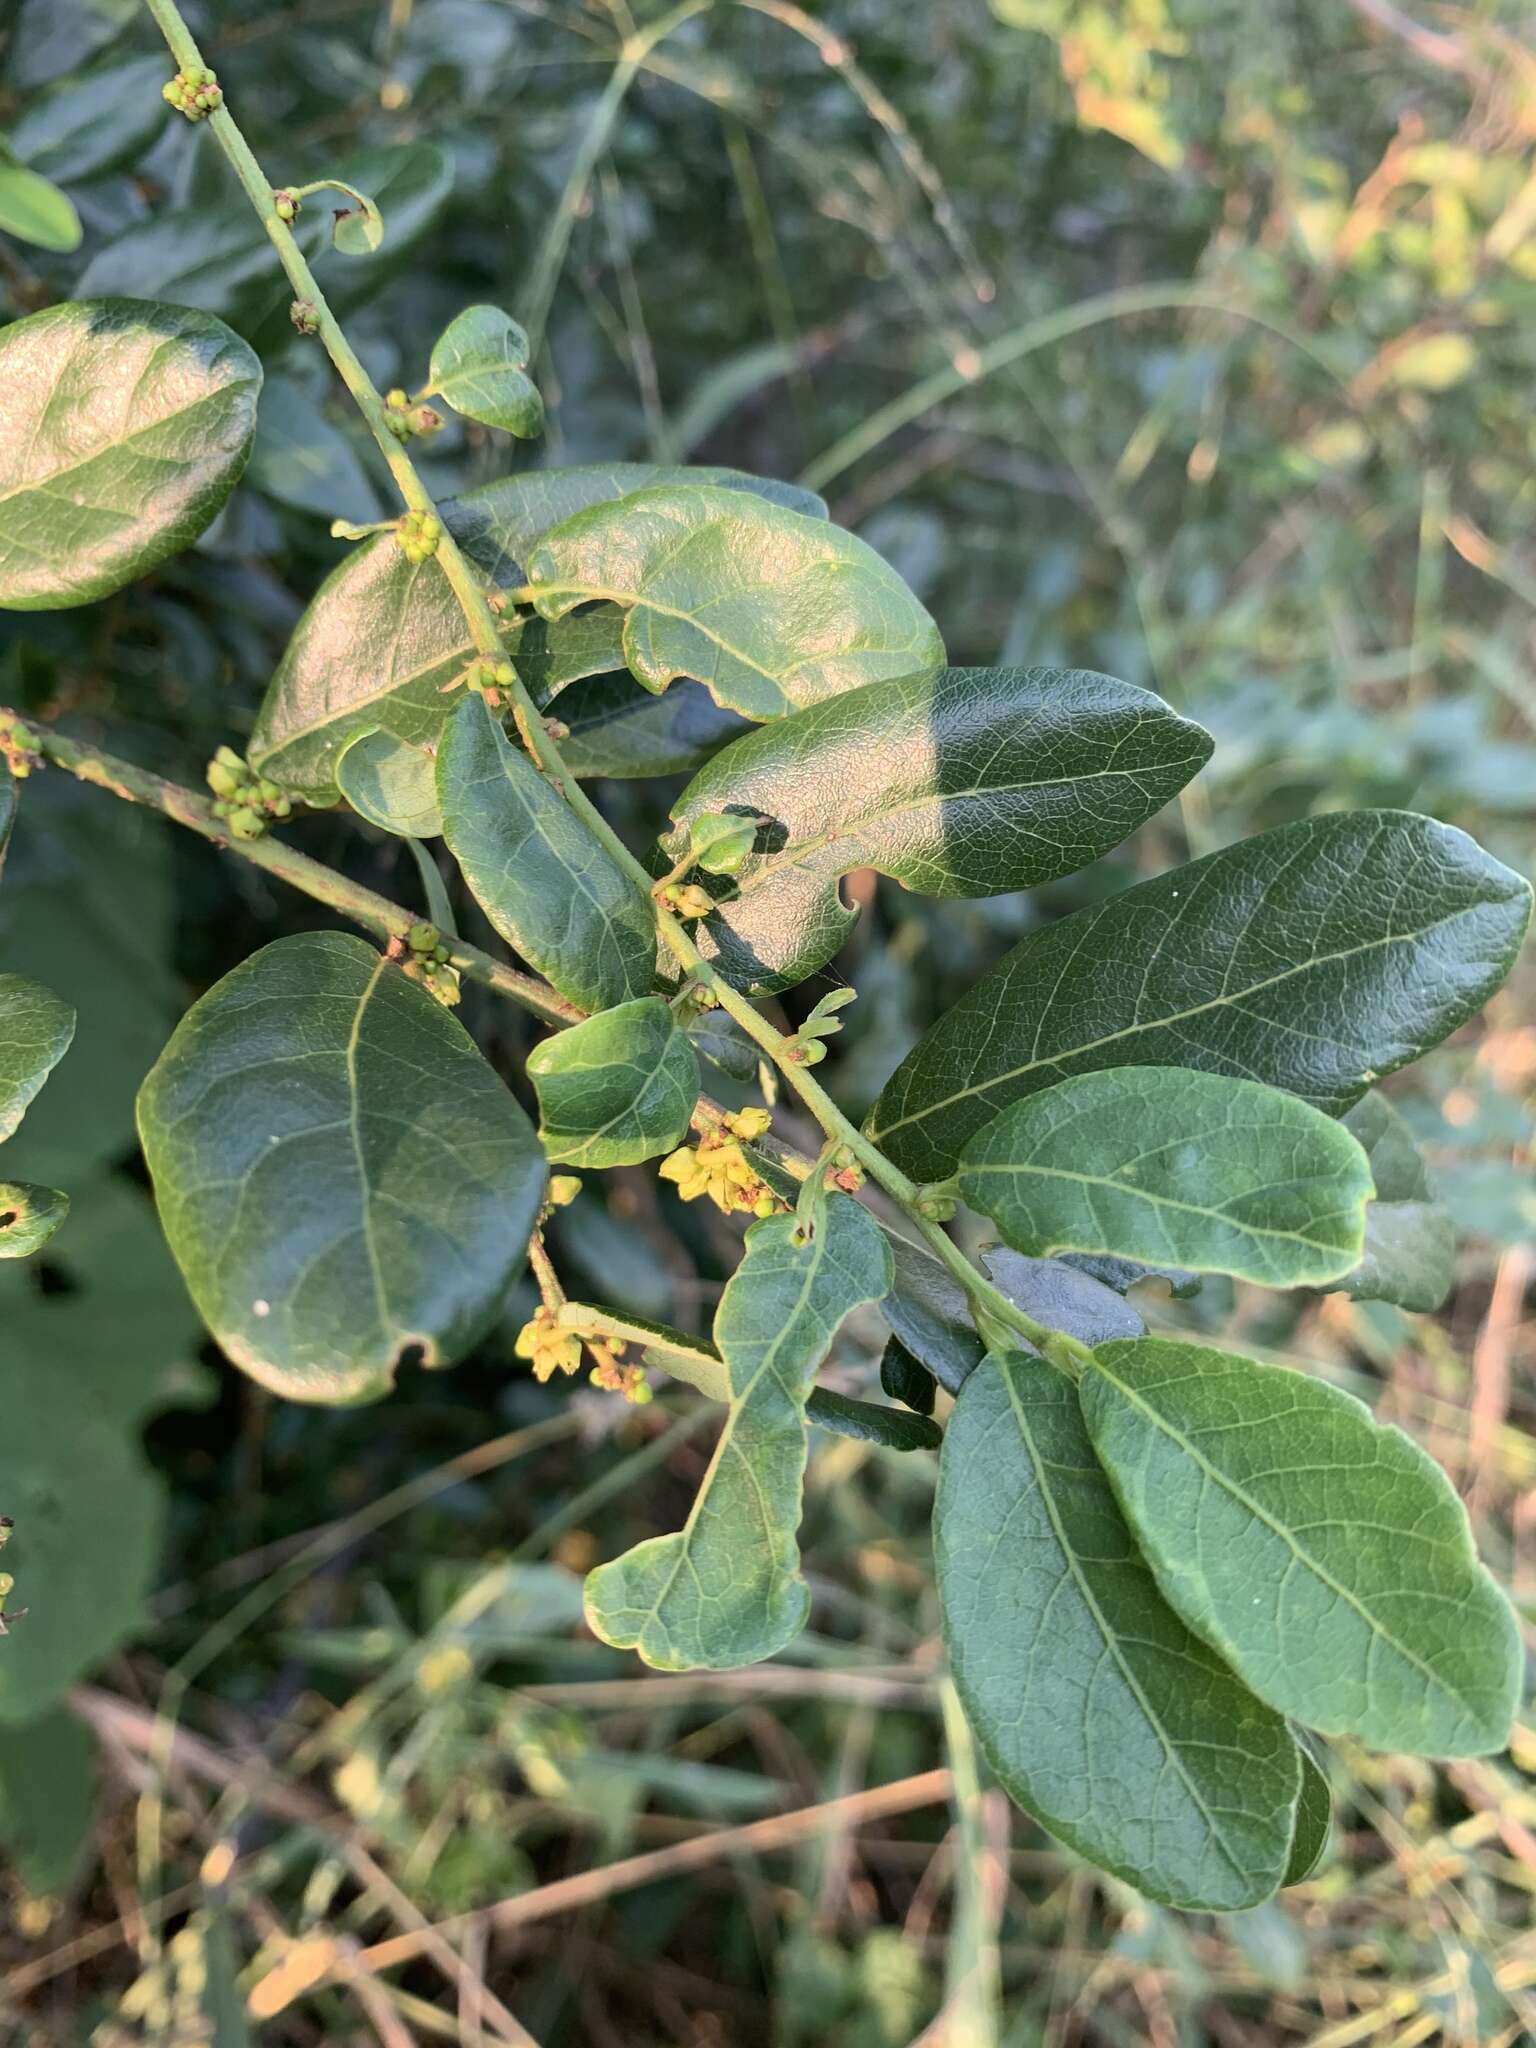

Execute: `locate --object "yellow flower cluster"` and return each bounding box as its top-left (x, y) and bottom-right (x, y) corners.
top-left (514, 1305), bottom-right (582, 1383)
top-left (659, 1107), bottom-right (777, 1217)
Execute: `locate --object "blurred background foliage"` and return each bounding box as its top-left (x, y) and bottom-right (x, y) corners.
top-left (1, 0), bottom-right (1534, 2041)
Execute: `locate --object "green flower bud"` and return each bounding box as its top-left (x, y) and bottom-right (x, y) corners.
top-left (407, 921), bottom-right (438, 954)
top-left (227, 806), bottom-right (265, 840)
top-left (206, 759), bottom-right (241, 799)
top-left (290, 299), bottom-right (321, 336)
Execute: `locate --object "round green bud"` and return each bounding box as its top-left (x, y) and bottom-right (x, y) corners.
top-left (206, 759), bottom-right (241, 799)
top-left (407, 921), bottom-right (437, 953)
top-left (227, 806), bottom-right (265, 840)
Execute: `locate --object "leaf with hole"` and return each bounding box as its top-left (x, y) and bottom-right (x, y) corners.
top-left (936, 1353), bottom-right (1301, 1909)
top-left (0, 1180), bottom-right (69, 1259)
top-left (666, 665), bottom-right (1212, 993)
top-left (0, 298), bottom-right (261, 611)
top-left (585, 1195), bottom-right (892, 1669)
top-left (336, 729), bottom-right (442, 839)
top-left (1334, 1091), bottom-right (1455, 1310)
top-left (1080, 1338), bottom-right (1523, 1756)
top-left (959, 1066), bottom-right (1375, 1287)
top-left (137, 932), bottom-right (546, 1405)
top-left (250, 464), bottom-right (818, 798)
top-left (526, 997), bottom-right (700, 1168)
top-left (871, 811), bottom-right (1533, 1180)
top-left (427, 304), bottom-right (543, 436)
top-left (436, 696), bottom-right (655, 1012)
top-left (525, 483), bottom-right (944, 721)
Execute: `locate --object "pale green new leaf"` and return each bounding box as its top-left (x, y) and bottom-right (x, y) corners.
top-left (872, 811), bottom-right (1533, 1180)
top-left (960, 1066), bottom-right (1374, 1288)
top-left (427, 304), bottom-right (543, 436)
top-left (250, 464), bottom-right (819, 798)
top-left (0, 972), bottom-right (75, 1143)
top-left (137, 932), bottom-right (546, 1405)
top-left (436, 697), bottom-right (655, 1012)
top-left (665, 666), bottom-right (1211, 994)
top-left (1081, 1338), bottom-right (1523, 1757)
top-left (0, 160), bottom-right (81, 251)
top-left (526, 997), bottom-right (700, 1168)
top-left (585, 1196), bottom-right (892, 1669)
top-left (525, 483), bottom-right (944, 721)
top-left (0, 1180), bottom-right (69, 1258)
top-left (0, 299), bottom-right (261, 611)
top-left (1336, 1091), bottom-right (1455, 1310)
top-left (336, 729), bottom-right (443, 839)
top-left (936, 1354), bottom-right (1301, 1909)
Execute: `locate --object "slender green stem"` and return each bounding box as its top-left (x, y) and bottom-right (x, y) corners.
top-left (5, 712), bottom-right (581, 1029)
top-left (136, 0), bottom-right (1099, 1381)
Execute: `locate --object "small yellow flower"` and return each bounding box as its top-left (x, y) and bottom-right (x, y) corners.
top-left (658, 1129), bottom-right (781, 1217)
top-left (514, 1305), bottom-right (582, 1382)
top-left (727, 1106), bottom-right (772, 1142)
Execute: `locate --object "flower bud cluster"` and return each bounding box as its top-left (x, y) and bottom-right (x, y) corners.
top-left (206, 746), bottom-right (292, 839)
top-left (657, 880), bottom-right (716, 920)
top-left (0, 711), bottom-right (42, 781)
top-left (396, 510), bottom-right (442, 564)
top-left (163, 65), bottom-right (222, 118)
top-left (400, 920), bottom-right (460, 1007)
top-left (384, 388), bottom-right (444, 442)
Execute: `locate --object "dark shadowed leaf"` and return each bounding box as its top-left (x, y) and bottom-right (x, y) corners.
top-left (936, 1353), bottom-right (1300, 1909)
top-left (9, 53), bottom-right (169, 182)
top-left (0, 299), bottom-right (260, 611)
top-left (807, 1387), bottom-right (941, 1451)
top-left (137, 932), bottom-right (546, 1405)
top-left (1285, 1743), bottom-right (1332, 1885)
top-left (666, 666), bottom-right (1212, 993)
top-left (436, 697), bottom-right (655, 1012)
top-left (871, 812), bottom-right (1532, 1180)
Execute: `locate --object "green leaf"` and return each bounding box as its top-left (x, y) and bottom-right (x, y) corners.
top-left (0, 972), bottom-right (75, 1143)
top-left (1080, 1338), bottom-right (1523, 1757)
top-left (329, 185), bottom-right (384, 254)
top-left (1335, 1092), bottom-right (1455, 1311)
top-left (250, 465), bottom-right (819, 799)
top-left (77, 143), bottom-right (452, 341)
top-left (871, 811), bottom-right (1533, 1181)
top-left (9, 53), bottom-right (169, 182)
top-left (248, 376), bottom-right (382, 526)
top-left (0, 1401), bottom-right (161, 1723)
top-left (0, 1707), bottom-right (96, 1893)
top-left (525, 483), bottom-right (945, 721)
top-left (0, 761), bottom-right (15, 879)
top-left (436, 697), bottom-right (656, 1012)
top-left (336, 729), bottom-right (443, 839)
top-left (584, 1196), bottom-right (892, 1669)
top-left (0, 298), bottom-right (261, 612)
top-left (960, 1066), bottom-right (1375, 1288)
top-left (513, 606), bottom-right (628, 701)
top-left (427, 304), bottom-right (544, 435)
top-left (0, 1180), bottom-right (69, 1258)
top-left (526, 997), bottom-right (700, 1168)
top-left (1284, 1743), bottom-right (1331, 1885)
top-left (666, 666), bottom-right (1211, 991)
top-left (807, 1386), bottom-right (941, 1452)
top-left (137, 932), bottom-right (547, 1405)
top-left (543, 675), bottom-right (742, 784)
top-left (936, 1353), bottom-right (1301, 1910)
top-left (0, 161), bottom-right (81, 250)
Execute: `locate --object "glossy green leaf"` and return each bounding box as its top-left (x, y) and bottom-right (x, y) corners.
top-left (585, 1195), bottom-right (892, 1669)
top-left (9, 53), bottom-right (169, 182)
top-left (1285, 1743), bottom-right (1331, 1885)
top-left (1081, 1338), bottom-right (1523, 1757)
top-left (427, 304), bottom-right (543, 435)
top-left (526, 997), bottom-right (699, 1168)
top-left (1336, 1092), bottom-right (1455, 1310)
top-left (553, 674), bottom-right (746, 782)
top-left (808, 1386), bottom-right (941, 1451)
top-left (336, 729), bottom-right (442, 839)
top-left (77, 144), bottom-right (452, 341)
top-left (0, 1707), bottom-right (96, 1892)
top-left (137, 932), bottom-right (546, 1405)
top-left (436, 697), bottom-right (655, 1012)
top-left (666, 665), bottom-right (1210, 993)
top-left (250, 465), bottom-right (818, 798)
top-left (0, 299), bottom-right (261, 612)
top-left (960, 1066), bottom-right (1375, 1288)
top-left (514, 606), bottom-right (628, 701)
top-left (0, 161), bottom-right (81, 251)
top-left (872, 812), bottom-right (1533, 1180)
top-left (525, 483), bottom-right (944, 721)
top-left (936, 1353), bottom-right (1301, 1910)
top-left (0, 1180), bottom-right (69, 1258)
top-left (0, 973), bottom-right (75, 1143)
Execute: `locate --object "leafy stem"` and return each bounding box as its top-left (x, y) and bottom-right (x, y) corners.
top-left (135, 0), bottom-right (1094, 1381)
